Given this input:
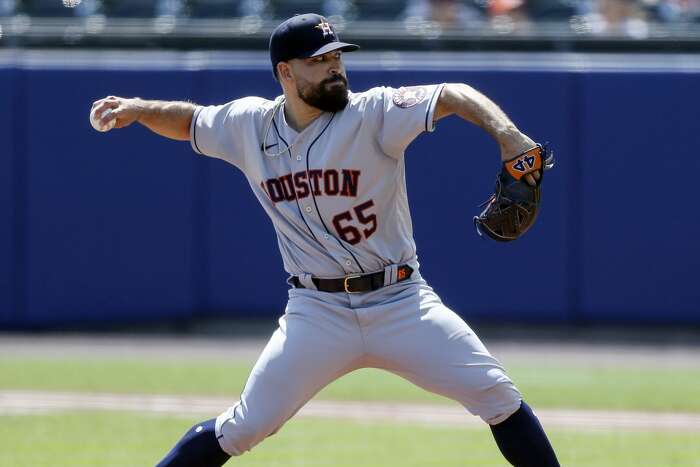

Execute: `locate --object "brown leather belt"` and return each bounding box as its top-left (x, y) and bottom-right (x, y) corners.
top-left (290, 265), bottom-right (414, 293)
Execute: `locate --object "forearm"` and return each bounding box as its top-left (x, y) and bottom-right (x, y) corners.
top-left (435, 83), bottom-right (535, 160)
top-left (133, 99), bottom-right (197, 141)
top-left (90, 96), bottom-right (196, 141)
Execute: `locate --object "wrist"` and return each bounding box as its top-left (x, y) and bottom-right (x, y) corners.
top-left (499, 129), bottom-right (536, 161)
top-left (131, 98), bottom-right (147, 123)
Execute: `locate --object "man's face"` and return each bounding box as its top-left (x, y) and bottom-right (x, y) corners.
top-left (288, 50), bottom-right (349, 112)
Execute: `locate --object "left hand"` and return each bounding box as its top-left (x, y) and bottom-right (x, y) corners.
top-left (499, 130), bottom-right (540, 186)
top-left (474, 144), bottom-right (554, 242)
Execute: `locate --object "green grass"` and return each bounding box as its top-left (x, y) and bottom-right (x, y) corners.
top-left (2, 355), bottom-right (699, 466)
top-left (2, 357), bottom-right (699, 412)
top-left (1, 411), bottom-right (698, 467)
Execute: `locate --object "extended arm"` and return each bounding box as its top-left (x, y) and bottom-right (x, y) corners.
top-left (90, 96), bottom-right (197, 141)
top-left (434, 83), bottom-right (536, 162)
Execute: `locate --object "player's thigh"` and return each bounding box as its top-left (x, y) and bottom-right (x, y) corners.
top-left (367, 284), bottom-right (521, 424)
top-left (217, 290), bottom-right (363, 454)
top-left (243, 298), bottom-right (363, 407)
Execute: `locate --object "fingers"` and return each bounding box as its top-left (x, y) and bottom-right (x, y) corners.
top-left (91, 98), bottom-right (118, 121)
top-left (101, 108), bottom-right (117, 128)
top-left (91, 95), bottom-right (118, 110)
top-left (523, 171), bottom-right (541, 186)
top-left (108, 108), bottom-right (129, 129)
top-left (95, 105), bottom-right (116, 129)
top-left (90, 96), bottom-right (135, 130)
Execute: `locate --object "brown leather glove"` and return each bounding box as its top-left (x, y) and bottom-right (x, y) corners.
top-left (474, 144), bottom-right (555, 242)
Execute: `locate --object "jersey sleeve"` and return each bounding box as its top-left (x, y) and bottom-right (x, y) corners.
top-left (372, 83), bottom-right (445, 159)
top-left (189, 97), bottom-right (264, 170)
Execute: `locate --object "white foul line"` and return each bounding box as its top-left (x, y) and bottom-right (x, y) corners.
top-left (1, 391), bottom-right (699, 432)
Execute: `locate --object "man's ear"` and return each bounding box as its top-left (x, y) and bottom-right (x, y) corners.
top-left (278, 62), bottom-right (293, 82)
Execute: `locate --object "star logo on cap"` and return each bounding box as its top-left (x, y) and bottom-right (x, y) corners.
top-left (315, 20), bottom-right (334, 37)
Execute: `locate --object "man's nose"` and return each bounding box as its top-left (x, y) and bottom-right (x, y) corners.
top-left (328, 57), bottom-right (342, 75)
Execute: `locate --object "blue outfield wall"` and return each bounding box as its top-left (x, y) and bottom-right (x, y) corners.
top-left (1, 51), bottom-right (698, 328)
top-left (0, 69), bottom-right (18, 325)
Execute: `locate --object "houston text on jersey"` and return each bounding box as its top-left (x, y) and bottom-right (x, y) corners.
top-left (261, 169), bottom-right (361, 203)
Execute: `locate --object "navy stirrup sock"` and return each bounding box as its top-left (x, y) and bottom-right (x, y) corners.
top-left (490, 401), bottom-right (560, 467)
top-left (156, 418), bottom-right (231, 467)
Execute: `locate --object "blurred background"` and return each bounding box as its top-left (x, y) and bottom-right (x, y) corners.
top-left (0, 1), bottom-right (699, 330)
top-left (1, 3), bottom-right (700, 466)
top-left (1, 0), bottom-right (700, 49)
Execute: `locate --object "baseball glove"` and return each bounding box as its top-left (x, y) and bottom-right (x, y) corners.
top-left (474, 144), bottom-right (555, 242)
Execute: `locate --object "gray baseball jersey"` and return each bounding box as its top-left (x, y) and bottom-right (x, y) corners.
top-left (190, 84), bottom-right (445, 279)
top-left (188, 84), bottom-right (521, 457)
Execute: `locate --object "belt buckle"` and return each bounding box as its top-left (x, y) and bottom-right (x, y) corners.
top-left (344, 274), bottom-right (362, 293)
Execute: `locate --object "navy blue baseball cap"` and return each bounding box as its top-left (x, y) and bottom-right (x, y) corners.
top-left (270, 13), bottom-right (359, 78)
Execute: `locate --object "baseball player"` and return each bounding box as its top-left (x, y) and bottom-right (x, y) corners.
top-left (90, 13), bottom-right (559, 467)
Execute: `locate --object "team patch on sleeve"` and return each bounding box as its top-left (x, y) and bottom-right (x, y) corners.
top-left (392, 86), bottom-right (427, 109)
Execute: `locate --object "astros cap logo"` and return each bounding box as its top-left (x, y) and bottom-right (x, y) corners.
top-left (315, 20), bottom-right (334, 37)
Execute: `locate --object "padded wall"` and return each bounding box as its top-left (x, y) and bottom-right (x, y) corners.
top-left (1, 53), bottom-right (698, 327)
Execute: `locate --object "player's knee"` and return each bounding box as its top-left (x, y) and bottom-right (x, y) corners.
top-left (471, 369), bottom-right (522, 425)
top-left (216, 408), bottom-right (280, 456)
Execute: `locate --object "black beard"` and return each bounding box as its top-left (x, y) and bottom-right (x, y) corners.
top-left (297, 75), bottom-right (349, 112)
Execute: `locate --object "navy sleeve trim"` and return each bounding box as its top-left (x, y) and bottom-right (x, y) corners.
top-left (424, 84), bottom-right (444, 133)
top-left (191, 106), bottom-right (204, 155)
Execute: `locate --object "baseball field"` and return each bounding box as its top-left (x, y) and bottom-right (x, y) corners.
top-left (1, 334), bottom-right (699, 466)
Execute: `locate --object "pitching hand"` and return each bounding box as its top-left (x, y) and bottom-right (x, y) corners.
top-left (90, 96), bottom-right (143, 130)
